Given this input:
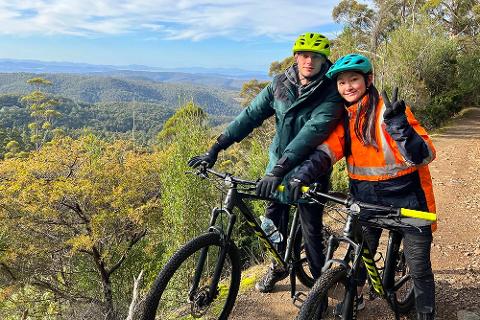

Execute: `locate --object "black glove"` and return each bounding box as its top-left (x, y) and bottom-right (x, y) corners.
top-left (187, 134), bottom-right (233, 168)
top-left (289, 178), bottom-right (308, 202)
top-left (382, 87), bottom-right (407, 123)
top-left (256, 173), bottom-right (283, 198)
top-left (256, 156), bottom-right (292, 198)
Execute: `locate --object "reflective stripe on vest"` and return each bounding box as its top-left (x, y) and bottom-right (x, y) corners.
top-left (346, 102), bottom-right (417, 181)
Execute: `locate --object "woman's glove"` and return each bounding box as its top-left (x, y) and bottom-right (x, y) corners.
top-left (382, 87), bottom-right (408, 125)
top-left (289, 178), bottom-right (308, 202)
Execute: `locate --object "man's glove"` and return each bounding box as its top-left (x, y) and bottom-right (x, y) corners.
top-left (256, 173), bottom-right (283, 198)
top-left (256, 156), bottom-right (291, 198)
top-left (289, 178), bottom-right (308, 202)
top-left (382, 87), bottom-right (407, 123)
top-left (187, 134), bottom-right (233, 168)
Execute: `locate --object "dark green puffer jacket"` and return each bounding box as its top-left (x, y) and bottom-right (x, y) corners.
top-left (223, 62), bottom-right (343, 202)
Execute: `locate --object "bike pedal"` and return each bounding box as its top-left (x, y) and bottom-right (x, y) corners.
top-left (292, 291), bottom-right (308, 308)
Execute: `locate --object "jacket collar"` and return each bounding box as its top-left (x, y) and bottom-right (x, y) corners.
top-left (284, 61), bottom-right (331, 98)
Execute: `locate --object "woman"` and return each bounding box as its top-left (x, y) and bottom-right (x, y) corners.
top-left (289, 54), bottom-right (436, 320)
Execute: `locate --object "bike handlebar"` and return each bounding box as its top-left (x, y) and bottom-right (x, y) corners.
top-left (197, 166), bottom-right (258, 186)
top-left (278, 185), bottom-right (436, 222)
top-left (195, 166), bottom-right (436, 222)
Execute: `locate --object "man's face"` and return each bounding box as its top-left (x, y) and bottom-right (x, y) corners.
top-left (295, 51), bottom-right (325, 81)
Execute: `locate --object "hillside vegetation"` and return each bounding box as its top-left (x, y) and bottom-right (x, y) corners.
top-left (0, 73), bottom-right (242, 145)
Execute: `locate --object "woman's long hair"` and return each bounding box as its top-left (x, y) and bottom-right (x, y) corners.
top-left (353, 73), bottom-right (379, 149)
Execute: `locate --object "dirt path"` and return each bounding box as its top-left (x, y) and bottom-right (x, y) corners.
top-left (230, 108), bottom-right (480, 320)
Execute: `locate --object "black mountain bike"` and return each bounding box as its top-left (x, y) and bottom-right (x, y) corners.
top-left (141, 166), bottom-right (334, 320)
top-left (295, 185), bottom-right (436, 320)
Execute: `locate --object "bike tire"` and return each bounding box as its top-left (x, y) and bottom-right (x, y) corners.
top-left (142, 232), bottom-right (241, 320)
top-left (293, 224), bottom-right (337, 288)
top-left (296, 266), bottom-right (349, 320)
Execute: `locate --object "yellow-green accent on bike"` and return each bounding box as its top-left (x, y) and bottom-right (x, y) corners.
top-left (276, 185), bottom-right (309, 193)
top-left (400, 208), bottom-right (437, 222)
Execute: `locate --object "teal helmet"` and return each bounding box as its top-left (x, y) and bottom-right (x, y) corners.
top-left (326, 54), bottom-right (373, 79)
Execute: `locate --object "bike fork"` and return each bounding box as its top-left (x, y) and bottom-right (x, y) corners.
top-left (342, 276), bottom-right (357, 320)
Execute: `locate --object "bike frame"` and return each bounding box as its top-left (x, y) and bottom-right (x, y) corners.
top-left (321, 209), bottom-right (407, 320)
top-left (190, 173), bottom-right (304, 304)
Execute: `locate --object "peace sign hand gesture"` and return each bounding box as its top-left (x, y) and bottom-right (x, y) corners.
top-left (382, 87), bottom-right (407, 121)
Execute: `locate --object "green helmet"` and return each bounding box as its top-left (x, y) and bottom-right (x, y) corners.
top-left (326, 54), bottom-right (373, 79)
top-left (292, 32), bottom-right (331, 57)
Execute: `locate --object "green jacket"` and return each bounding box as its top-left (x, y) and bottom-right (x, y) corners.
top-left (224, 63), bottom-right (343, 202)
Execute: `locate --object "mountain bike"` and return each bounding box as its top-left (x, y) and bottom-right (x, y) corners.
top-left (141, 166), bottom-right (336, 320)
top-left (295, 185), bottom-right (436, 320)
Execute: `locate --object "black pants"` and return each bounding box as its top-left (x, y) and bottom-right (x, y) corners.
top-left (265, 175), bottom-right (329, 279)
top-left (358, 226), bottom-right (435, 314)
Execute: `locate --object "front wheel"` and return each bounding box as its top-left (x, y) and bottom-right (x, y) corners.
top-left (296, 266), bottom-right (350, 320)
top-left (142, 232), bottom-right (241, 320)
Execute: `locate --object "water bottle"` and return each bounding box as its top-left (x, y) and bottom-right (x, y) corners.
top-left (259, 215), bottom-right (283, 243)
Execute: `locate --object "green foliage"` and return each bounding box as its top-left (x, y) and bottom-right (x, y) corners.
top-left (152, 101), bottom-right (216, 259)
top-left (156, 101), bottom-right (207, 143)
top-left (0, 71), bottom-right (242, 143)
top-left (239, 80), bottom-right (269, 107)
top-left (268, 56), bottom-right (294, 77)
top-left (330, 159), bottom-right (349, 192)
top-left (0, 135), bottom-right (162, 318)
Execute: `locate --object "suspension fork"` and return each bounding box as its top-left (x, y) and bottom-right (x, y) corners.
top-left (189, 190), bottom-right (238, 300)
top-left (383, 231), bottom-right (402, 289)
top-left (286, 209), bottom-right (301, 299)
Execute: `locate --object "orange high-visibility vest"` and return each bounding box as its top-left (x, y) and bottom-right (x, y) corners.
top-left (318, 96), bottom-right (437, 217)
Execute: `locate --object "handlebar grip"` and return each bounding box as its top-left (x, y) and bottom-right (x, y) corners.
top-left (400, 208), bottom-right (437, 222)
top-left (276, 185), bottom-right (309, 193)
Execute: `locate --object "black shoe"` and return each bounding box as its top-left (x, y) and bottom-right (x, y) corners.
top-left (255, 265), bottom-right (288, 293)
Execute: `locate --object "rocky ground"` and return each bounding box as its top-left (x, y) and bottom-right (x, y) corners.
top-left (230, 108), bottom-right (480, 320)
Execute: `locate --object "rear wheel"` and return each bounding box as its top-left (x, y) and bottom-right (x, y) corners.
top-left (392, 247), bottom-right (415, 314)
top-left (293, 225), bottom-right (337, 288)
top-left (142, 232), bottom-right (241, 320)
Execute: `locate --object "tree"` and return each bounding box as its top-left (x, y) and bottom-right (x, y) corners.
top-left (21, 77), bottom-right (62, 150)
top-left (268, 56), bottom-right (294, 77)
top-left (239, 80), bottom-right (269, 107)
top-left (0, 136), bottom-right (162, 319)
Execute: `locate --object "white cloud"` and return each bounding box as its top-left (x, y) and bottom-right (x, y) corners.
top-left (0, 0), bottom-right (340, 39)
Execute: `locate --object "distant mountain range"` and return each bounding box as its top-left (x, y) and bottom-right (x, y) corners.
top-left (0, 59), bottom-right (270, 90)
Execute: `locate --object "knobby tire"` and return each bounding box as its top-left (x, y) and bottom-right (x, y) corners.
top-left (142, 232), bottom-right (241, 320)
top-left (296, 266), bottom-right (349, 320)
top-left (293, 225), bottom-right (338, 288)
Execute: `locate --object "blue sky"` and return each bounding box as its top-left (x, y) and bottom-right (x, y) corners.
top-left (0, 0), bottom-right (345, 72)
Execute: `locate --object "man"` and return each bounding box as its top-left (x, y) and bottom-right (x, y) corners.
top-left (188, 32), bottom-right (343, 292)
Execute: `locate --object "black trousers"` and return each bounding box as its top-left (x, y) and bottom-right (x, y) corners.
top-left (265, 175), bottom-right (329, 279)
top-left (358, 226), bottom-right (435, 314)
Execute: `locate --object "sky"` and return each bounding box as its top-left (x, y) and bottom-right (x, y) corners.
top-left (0, 0), bottom-right (345, 72)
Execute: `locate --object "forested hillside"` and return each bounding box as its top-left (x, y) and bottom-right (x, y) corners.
top-left (0, 73), bottom-right (243, 143)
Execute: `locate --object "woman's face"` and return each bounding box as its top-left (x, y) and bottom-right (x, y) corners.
top-left (336, 71), bottom-right (371, 104)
